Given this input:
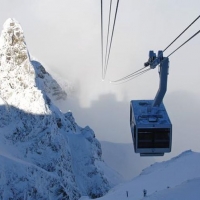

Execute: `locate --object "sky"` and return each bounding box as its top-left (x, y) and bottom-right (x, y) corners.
top-left (0, 0), bottom-right (200, 161)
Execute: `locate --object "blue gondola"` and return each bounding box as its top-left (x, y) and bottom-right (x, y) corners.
top-left (130, 51), bottom-right (172, 156)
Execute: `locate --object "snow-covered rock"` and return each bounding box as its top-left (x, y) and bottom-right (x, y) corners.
top-left (0, 18), bottom-right (118, 199)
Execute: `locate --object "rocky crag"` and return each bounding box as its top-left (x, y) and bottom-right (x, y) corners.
top-left (0, 18), bottom-right (119, 200)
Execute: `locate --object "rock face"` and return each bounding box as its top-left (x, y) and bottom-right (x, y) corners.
top-left (0, 18), bottom-right (112, 200)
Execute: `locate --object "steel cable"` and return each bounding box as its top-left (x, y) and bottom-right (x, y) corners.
top-left (101, 0), bottom-right (104, 79)
top-left (163, 15), bottom-right (200, 52)
top-left (110, 66), bottom-right (146, 83)
top-left (104, 0), bottom-right (113, 79)
top-left (110, 67), bottom-right (151, 83)
top-left (111, 27), bottom-right (200, 84)
top-left (167, 30), bottom-right (200, 57)
top-left (104, 0), bottom-right (120, 79)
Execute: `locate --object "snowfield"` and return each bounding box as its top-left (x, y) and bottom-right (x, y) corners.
top-left (80, 150), bottom-right (200, 200)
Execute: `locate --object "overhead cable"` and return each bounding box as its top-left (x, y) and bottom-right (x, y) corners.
top-left (163, 15), bottom-right (200, 52)
top-left (111, 15), bottom-right (200, 84)
top-left (110, 27), bottom-right (200, 84)
top-left (110, 66), bottom-right (146, 82)
top-left (110, 67), bottom-right (151, 83)
top-left (104, 0), bottom-right (120, 79)
top-left (101, 0), bottom-right (104, 79)
top-left (167, 30), bottom-right (200, 57)
top-left (104, 0), bottom-right (113, 79)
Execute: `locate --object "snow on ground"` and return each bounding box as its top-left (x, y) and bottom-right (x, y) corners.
top-left (80, 150), bottom-right (200, 200)
top-left (143, 178), bottom-right (200, 200)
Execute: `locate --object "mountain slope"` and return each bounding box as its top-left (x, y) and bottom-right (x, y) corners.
top-left (80, 150), bottom-right (200, 200)
top-left (143, 178), bottom-right (200, 200)
top-left (0, 18), bottom-right (120, 199)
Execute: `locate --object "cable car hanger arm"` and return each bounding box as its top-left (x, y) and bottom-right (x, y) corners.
top-left (144, 50), bottom-right (169, 108)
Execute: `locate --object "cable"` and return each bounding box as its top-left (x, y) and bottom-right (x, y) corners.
top-left (111, 29), bottom-right (200, 84)
top-left (111, 68), bottom-right (151, 84)
top-left (110, 67), bottom-right (151, 83)
top-left (167, 30), bottom-right (200, 57)
top-left (114, 66), bottom-right (146, 82)
top-left (104, 0), bottom-right (113, 79)
top-left (105, 12), bottom-right (199, 83)
top-left (110, 66), bottom-right (146, 82)
top-left (101, 0), bottom-right (104, 79)
top-left (163, 15), bottom-right (200, 52)
top-left (104, 0), bottom-right (120, 79)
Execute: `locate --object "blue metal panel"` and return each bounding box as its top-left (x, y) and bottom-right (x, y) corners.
top-left (130, 100), bottom-right (172, 156)
top-left (131, 100), bottom-right (171, 126)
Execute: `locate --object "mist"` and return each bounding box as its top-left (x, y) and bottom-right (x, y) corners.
top-left (0, 0), bottom-right (200, 161)
top-left (56, 89), bottom-right (200, 162)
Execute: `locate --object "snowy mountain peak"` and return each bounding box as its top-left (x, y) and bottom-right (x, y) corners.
top-left (0, 19), bottom-right (118, 199)
top-left (1, 18), bottom-right (25, 47)
top-left (0, 18), bottom-right (67, 115)
top-left (0, 18), bottom-right (49, 114)
top-left (0, 18), bottom-right (29, 69)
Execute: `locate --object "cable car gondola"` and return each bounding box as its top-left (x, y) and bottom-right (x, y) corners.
top-left (100, 10), bottom-right (200, 156)
top-left (130, 51), bottom-right (172, 156)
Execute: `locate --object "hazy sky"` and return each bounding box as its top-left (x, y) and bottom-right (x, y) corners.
top-left (1, 0), bottom-right (200, 160)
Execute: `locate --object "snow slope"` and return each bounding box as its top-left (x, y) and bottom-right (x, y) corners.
top-left (143, 178), bottom-right (200, 200)
top-left (79, 150), bottom-right (200, 200)
top-left (0, 18), bottom-right (121, 199)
